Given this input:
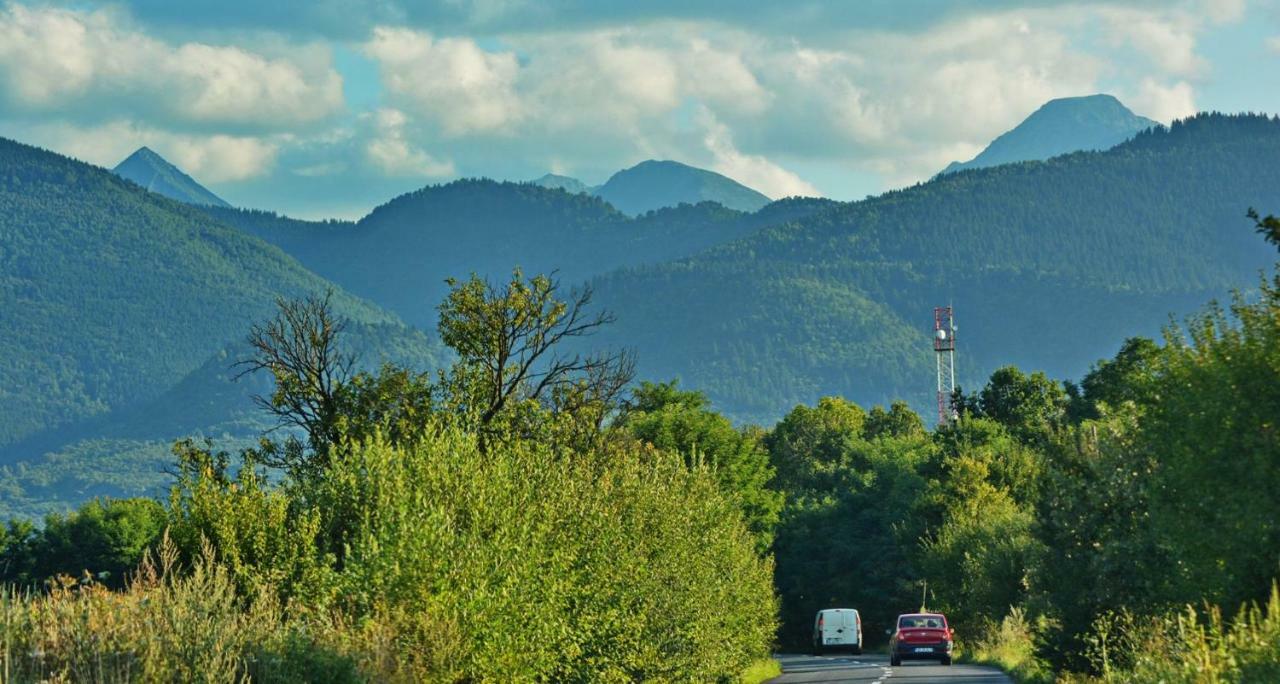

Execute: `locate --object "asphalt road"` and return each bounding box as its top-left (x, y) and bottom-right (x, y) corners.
top-left (769, 653), bottom-right (1011, 684)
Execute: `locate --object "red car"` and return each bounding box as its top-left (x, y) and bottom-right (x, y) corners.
top-left (889, 612), bottom-right (953, 666)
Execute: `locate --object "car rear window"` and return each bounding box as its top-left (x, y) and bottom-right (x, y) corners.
top-left (899, 616), bottom-right (945, 628)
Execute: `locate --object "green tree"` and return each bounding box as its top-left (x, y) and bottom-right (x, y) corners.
top-left (919, 418), bottom-right (1043, 632)
top-left (1249, 207), bottom-right (1280, 250)
top-left (1069, 337), bottom-right (1162, 421)
top-left (0, 498), bottom-right (165, 588)
top-left (766, 397), bottom-right (867, 493)
top-left (866, 400), bottom-right (926, 440)
top-left (978, 366), bottom-right (1067, 444)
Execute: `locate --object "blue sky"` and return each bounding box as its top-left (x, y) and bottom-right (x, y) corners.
top-left (1, 0), bottom-right (1277, 218)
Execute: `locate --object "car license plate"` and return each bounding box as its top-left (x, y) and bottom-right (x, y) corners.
top-left (914, 647), bottom-right (932, 653)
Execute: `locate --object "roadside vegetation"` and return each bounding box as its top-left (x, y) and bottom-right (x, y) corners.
top-left (2, 211), bottom-right (1278, 681)
top-left (0, 272), bottom-right (775, 681)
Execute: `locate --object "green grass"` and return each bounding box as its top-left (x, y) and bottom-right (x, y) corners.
top-left (739, 658), bottom-right (782, 684)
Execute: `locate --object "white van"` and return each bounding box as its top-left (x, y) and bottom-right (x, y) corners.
top-left (812, 608), bottom-right (862, 655)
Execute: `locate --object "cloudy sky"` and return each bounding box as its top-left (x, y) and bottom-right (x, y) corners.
top-left (1, 0), bottom-right (1277, 218)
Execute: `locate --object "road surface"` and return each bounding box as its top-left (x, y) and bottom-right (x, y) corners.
top-left (769, 653), bottom-right (1011, 683)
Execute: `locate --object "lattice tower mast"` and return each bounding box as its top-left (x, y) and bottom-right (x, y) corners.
top-left (933, 306), bottom-right (957, 425)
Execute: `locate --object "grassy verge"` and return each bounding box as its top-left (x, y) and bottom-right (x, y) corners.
top-left (960, 608), bottom-right (1054, 684)
top-left (740, 658), bottom-right (783, 683)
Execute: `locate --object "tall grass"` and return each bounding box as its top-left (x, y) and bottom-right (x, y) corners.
top-left (963, 607), bottom-right (1054, 684)
top-left (1084, 584), bottom-right (1280, 683)
top-left (0, 538), bottom-right (361, 683)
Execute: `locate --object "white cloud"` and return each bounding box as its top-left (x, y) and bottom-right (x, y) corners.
top-left (18, 120), bottom-right (278, 182)
top-left (1201, 0), bottom-right (1246, 24)
top-left (1099, 7), bottom-right (1207, 78)
top-left (0, 4), bottom-right (343, 130)
top-left (721, 10), bottom-right (1103, 184)
top-left (1268, 36), bottom-right (1280, 54)
top-left (363, 27), bottom-right (521, 135)
top-left (355, 10), bottom-right (1126, 194)
top-left (1128, 78), bottom-right (1197, 122)
top-left (364, 108), bottom-right (456, 177)
top-left (698, 108), bottom-right (818, 198)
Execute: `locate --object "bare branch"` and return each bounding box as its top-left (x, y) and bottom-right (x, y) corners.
top-left (234, 290), bottom-right (355, 475)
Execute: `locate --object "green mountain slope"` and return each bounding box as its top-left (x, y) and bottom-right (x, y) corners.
top-left (112, 147), bottom-right (231, 207)
top-left (0, 137), bottom-right (433, 453)
top-left (941, 94), bottom-right (1159, 175)
top-left (207, 185), bottom-right (833, 329)
top-left (594, 160), bottom-right (772, 215)
top-left (0, 319), bottom-right (445, 519)
top-left (589, 113), bottom-right (1280, 421)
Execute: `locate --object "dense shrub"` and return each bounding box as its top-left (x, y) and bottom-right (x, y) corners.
top-left (166, 428), bottom-right (776, 681)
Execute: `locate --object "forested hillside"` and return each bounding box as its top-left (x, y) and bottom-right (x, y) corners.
top-left (208, 184), bottom-right (833, 329)
top-left (0, 138), bottom-right (442, 480)
top-left (590, 113), bottom-right (1280, 421)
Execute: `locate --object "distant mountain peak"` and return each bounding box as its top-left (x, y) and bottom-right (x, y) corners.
top-left (941, 94), bottom-right (1159, 175)
top-left (112, 147), bottom-right (231, 208)
top-left (530, 173), bottom-right (592, 195)
top-left (593, 159), bottom-right (771, 215)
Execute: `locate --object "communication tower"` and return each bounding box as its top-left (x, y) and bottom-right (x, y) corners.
top-left (933, 306), bottom-right (957, 425)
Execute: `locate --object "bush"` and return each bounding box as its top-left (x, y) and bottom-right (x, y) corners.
top-left (169, 428), bottom-right (776, 681)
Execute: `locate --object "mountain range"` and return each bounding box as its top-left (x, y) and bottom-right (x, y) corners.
top-left (3, 95), bottom-right (1278, 516)
top-left (529, 160), bottom-right (774, 215)
top-left (0, 138), bottom-right (442, 515)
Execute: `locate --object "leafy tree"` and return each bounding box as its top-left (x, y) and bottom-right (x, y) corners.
top-left (0, 498), bottom-right (165, 588)
top-left (919, 418), bottom-right (1043, 630)
top-left (766, 397), bottom-right (867, 493)
top-left (866, 400), bottom-right (926, 440)
top-left (1068, 337), bottom-right (1162, 421)
top-left (1249, 207), bottom-right (1280, 250)
top-left (977, 366), bottom-right (1067, 444)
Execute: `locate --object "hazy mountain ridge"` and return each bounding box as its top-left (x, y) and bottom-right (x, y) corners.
top-left (594, 160), bottom-right (773, 215)
top-left (212, 181), bottom-right (833, 330)
top-left (531, 173), bottom-right (593, 194)
top-left (941, 94), bottom-right (1159, 175)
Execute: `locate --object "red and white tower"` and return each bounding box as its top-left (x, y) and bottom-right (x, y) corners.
top-left (933, 306), bottom-right (957, 425)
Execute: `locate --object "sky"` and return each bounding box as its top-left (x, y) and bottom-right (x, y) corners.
top-left (1, 0), bottom-right (1278, 218)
